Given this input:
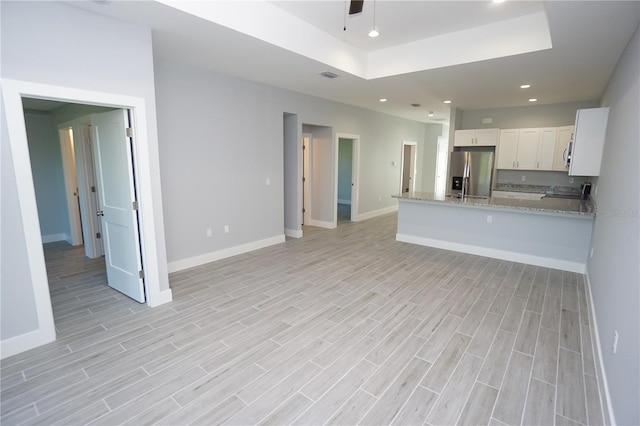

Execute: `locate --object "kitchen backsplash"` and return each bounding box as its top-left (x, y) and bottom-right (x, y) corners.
top-left (495, 170), bottom-right (590, 196)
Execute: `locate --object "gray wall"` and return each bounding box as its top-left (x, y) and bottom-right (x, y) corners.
top-left (283, 113), bottom-right (299, 233)
top-left (155, 59), bottom-right (433, 264)
top-left (24, 110), bottom-right (69, 241)
top-left (419, 124), bottom-right (444, 193)
top-left (0, 0), bottom-right (170, 343)
top-left (460, 100), bottom-right (600, 129)
top-left (587, 25), bottom-right (639, 426)
top-left (1, 99), bottom-right (39, 340)
top-left (338, 138), bottom-right (353, 203)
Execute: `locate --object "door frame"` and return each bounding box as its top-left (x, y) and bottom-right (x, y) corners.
top-left (400, 140), bottom-right (417, 193)
top-left (57, 125), bottom-right (83, 246)
top-left (334, 132), bottom-right (360, 225)
top-left (1, 78), bottom-right (172, 357)
top-left (302, 133), bottom-right (311, 226)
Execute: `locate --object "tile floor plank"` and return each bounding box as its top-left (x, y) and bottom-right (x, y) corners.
top-left (0, 216), bottom-right (606, 426)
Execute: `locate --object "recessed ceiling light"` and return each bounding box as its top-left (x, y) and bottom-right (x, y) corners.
top-left (428, 111), bottom-right (435, 117)
top-left (492, 0), bottom-right (506, 3)
top-left (368, 29), bottom-right (379, 38)
top-left (443, 100), bottom-right (452, 104)
top-left (529, 98), bottom-right (538, 102)
top-left (379, 98), bottom-right (387, 102)
top-left (520, 84), bottom-right (531, 89)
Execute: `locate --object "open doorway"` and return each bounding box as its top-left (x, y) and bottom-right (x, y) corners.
top-left (400, 141), bottom-right (417, 193)
top-left (2, 80), bottom-right (171, 356)
top-left (23, 98), bottom-right (145, 308)
top-left (335, 133), bottom-right (360, 225)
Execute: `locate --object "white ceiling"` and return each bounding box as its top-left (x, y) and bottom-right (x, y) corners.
top-left (70, 0), bottom-right (640, 124)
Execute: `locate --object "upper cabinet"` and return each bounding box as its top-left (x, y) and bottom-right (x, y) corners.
top-left (552, 126), bottom-right (574, 171)
top-left (568, 108), bottom-right (609, 176)
top-left (454, 128), bottom-right (499, 147)
top-left (496, 128), bottom-right (557, 171)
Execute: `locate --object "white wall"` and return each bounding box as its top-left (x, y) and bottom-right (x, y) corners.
top-left (24, 110), bottom-right (69, 242)
top-left (418, 124), bottom-right (444, 193)
top-left (1, 0), bottom-right (170, 349)
top-left (587, 24), bottom-right (639, 426)
top-left (283, 113), bottom-right (299, 234)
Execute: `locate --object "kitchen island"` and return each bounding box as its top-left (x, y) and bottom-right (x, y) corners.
top-left (393, 192), bottom-right (595, 273)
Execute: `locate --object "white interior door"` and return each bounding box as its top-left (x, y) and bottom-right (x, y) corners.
top-left (92, 109), bottom-right (145, 303)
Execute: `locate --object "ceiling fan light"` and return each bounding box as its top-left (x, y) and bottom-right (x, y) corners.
top-left (368, 29), bottom-right (379, 38)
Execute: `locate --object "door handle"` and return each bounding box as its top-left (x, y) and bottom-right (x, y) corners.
top-left (97, 211), bottom-right (104, 217)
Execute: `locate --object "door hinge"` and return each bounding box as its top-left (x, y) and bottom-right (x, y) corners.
top-left (91, 186), bottom-right (96, 193)
top-left (126, 127), bottom-right (133, 138)
top-left (302, 177), bottom-right (306, 182)
top-left (132, 200), bottom-right (139, 210)
top-left (139, 270), bottom-right (145, 279)
top-left (302, 208), bottom-right (306, 213)
top-left (302, 144), bottom-right (306, 150)
top-left (96, 232), bottom-right (101, 239)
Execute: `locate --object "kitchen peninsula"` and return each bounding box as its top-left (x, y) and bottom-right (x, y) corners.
top-left (393, 192), bottom-right (595, 273)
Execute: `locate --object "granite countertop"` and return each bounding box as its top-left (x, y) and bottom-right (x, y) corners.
top-left (393, 192), bottom-right (596, 217)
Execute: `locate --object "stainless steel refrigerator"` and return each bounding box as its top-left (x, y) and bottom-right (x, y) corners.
top-left (448, 151), bottom-right (494, 197)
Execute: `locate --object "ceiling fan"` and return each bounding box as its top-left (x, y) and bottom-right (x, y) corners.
top-left (349, 0), bottom-right (364, 15)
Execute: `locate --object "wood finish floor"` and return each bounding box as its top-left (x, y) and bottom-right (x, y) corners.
top-left (1, 213), bottom-right (607, 425)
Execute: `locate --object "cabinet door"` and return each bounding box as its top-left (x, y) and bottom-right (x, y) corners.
top-left (569, 108), bottom-right (609, 176)
top-left (537, 128), bottom-right (557, 170)
top-left (454, 130), bottom-right (475, 147)
top-left (475, 128), bottom-right (499, 146)
top-left (497, 129), bottom-right (518, 169)
top-left (516, 128), bottom-right (540, 170)
top-left (553, 126), bottom-right (573, 171)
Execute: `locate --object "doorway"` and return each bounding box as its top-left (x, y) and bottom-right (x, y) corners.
top-left (2, 79), bottom-right (171, 357)
top-left (334, 133), bottom-right (360, 225)
top-left (400, 141), bottom-right (417, 193)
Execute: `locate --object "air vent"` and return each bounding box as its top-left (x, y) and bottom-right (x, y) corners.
top-left (319, 71), bottom-right (339, 79)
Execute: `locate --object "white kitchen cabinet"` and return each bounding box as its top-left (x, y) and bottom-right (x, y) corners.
top-left (454, 128), bottom-right (499, 147)
top-left (553, 126), bottom-right (574, 171)
top-left (569, 108), bottom-right (609, 176)
top-left (497, 127), bottom-right (560, 171)
top-left (516, 128), bottom-right (540, 170)
top-left (496, 129), bottom-right (518, 169)
top-left (538, 128), bottom-right (557, 171)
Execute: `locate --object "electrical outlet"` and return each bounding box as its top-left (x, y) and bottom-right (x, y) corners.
top-left (590, 247), bottom-right (594, 258)
top-left (595, 185), bottom-right (598, 195)
top-left (521, 175), bottom-right (526, 182)
top-left (613, 330), bottom-right (619, 354)
top-left (569, 177), bottom-right (574, 184)
top-left (265, 177), bottom-right (271, 186)
top-left (224, 225), bottom-right (229, 233)
top-left (206, 228), bottom-right (212, 238)
top-left (378, 195), bottom-right (382, 202)
top-left (486, 215), bottom-right (492, 224)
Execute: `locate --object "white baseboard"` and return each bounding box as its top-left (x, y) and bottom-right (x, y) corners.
top-left (357, 205), bottom-right (398, 222)
top-left (168, 235), bottom-right (286, 273)
top-left (308, 219), bottom-right (336, 229)
top-left (396, 233), bottom-right (586, 273)
top-left (0, 327), bottom-right (56, 360)
top-left (337, 199), bottom-right (351, 205)
top-left (284, 228), bottom-right (303, 238)
top-left (584, 272), bottom-right (616, 425)
top-left (41, 233), bottom-right (66, 243)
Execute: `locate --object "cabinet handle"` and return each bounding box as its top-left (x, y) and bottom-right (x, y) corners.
top-left (537, 161), bottom-right (539, 168)
top-left (513, 161), bottom-right (516, 168)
